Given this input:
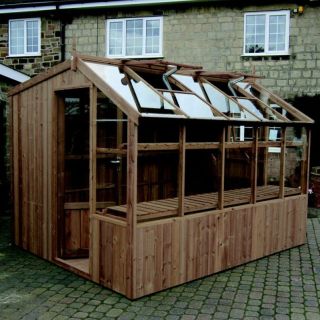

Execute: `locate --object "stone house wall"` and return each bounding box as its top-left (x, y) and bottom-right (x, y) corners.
top-left (64, 3), bottom-right (320, 100)
top-left (1, 3), bottom-right (319, 99)
top-left (0, 18), bottom-right (61, 76)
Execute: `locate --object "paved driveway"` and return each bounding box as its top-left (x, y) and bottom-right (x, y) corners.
top-left (1, 216), bottom-right (320, 320)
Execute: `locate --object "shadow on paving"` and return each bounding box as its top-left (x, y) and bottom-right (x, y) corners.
top-left (1, 212), bottom-right (320, 320)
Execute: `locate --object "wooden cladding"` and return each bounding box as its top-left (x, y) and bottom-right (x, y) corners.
top-left (133, 195), bottom-right (307, 298)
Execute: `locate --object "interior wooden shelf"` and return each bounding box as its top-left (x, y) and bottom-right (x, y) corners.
top-left (107, 185), bottom-right (301, 222)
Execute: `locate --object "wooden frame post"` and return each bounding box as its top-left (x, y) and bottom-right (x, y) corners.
top-left (251, 126), bottom-right (259, 203)
top-left (178, 124), bottom-right (186, 216)
top-left (218, 127), bottom-right (226, 210)
top-left (89, 85), bottom-right (99, 282)
top-left (301, 128), bottom-right (311, 194)
top-left (279, 127), bottom-right (287, 199)
top-left (126, 119), bottom-right (138, 298)
top-left (56, 95), bottom-right (66, 259)
top-left (262, 126), bottom-right (269, 186)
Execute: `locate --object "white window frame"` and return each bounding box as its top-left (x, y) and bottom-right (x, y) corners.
top-left (8, 18), bottom-right (41, 57)
top-left (243, 10), bottom-right (290, 56)
top-left (106, 16), bottom-right (163, 59)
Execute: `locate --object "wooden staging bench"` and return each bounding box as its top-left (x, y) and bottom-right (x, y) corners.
top-left (107, 185), bottom-right (301, 221)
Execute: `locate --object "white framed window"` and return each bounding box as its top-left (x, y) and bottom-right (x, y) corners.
top-left (9, 18), bottom-right (41, 57)
top-left (106, 16), bottom-right (163, 58)
top-left (243, 10), bottom-right (290, 56)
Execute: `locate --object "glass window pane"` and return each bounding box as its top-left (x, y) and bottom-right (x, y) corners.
top-left (256, 15), bottom-right (266, 24)
top-left (256, 25), bottom-right (265, 34)
top-left (109, 21), bottom-right (123, 55)
top-left (245, 14), bottom-right (266, 54)
top-left (268, 14), bottom-right (287, 52)
top-left (246, 24), bottom-right (255, 34)
top-left (26, 20), bottom-right (39, 53)
top-left (126, 19), bottom-right (143, 56)
top-left (246, 16), bottom-right (255, 24)
top-left (9, 20), bottom-right (24, 55)
top-left (145, 19), bottom-right (160, 54)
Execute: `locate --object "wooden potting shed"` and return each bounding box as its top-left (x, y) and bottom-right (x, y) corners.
top-left (9, 54), bottom-right (313, 299)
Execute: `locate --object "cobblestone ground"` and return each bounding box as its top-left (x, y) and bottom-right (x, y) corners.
top-left (1, 215), bottom-right (320, 320)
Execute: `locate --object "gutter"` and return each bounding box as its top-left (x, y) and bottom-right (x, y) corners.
top-left (59, 0), bottom-right (214, 10)
top-left (0, 0), bottom-right (215, 14)
top-left (1, 0), bottom-right (318, 14)
top-left (0, 5), bottom-right (56, 14)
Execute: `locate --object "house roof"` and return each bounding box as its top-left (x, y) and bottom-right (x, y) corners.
top-left (1, 0), bottom-right (319, 14)
top-left (0, 63), bottom-right (30, 83)
top-left (8, 54), bottom-right (313, 125)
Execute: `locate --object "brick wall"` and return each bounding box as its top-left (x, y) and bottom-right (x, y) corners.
top-left (0, 18), bottom-right (61, 76)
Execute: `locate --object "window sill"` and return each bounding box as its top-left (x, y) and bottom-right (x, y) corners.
top-left (106, 54), bottom-right (164, 60)
top-left (242, 53), bottom-right (290, 57)
top-left (241, 54), bottom-right (293, 61)
top-left (7, 54), bottom-right (41, 58)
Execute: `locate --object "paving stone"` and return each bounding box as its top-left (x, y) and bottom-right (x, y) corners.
top-left (1, 216), bottom-right (320, 319)
top-left (73, 311), bottom-right (89, 319)
top-left (291, 314), bottom-right (306, 320)
top-left (180, 316), bottom-right (196, 320)
top-left (106, 308), bottom-right (124, 317)
top-left (275, 315), bottom-right (290, 320)
top-left (88, 311), bottom-right (105, 319)
top-left (212, 311), bottom-right (229, 319)
top-left (305, 312), bottom-right (320, 320)
top-left (229, 308), bottom-right (245, 318)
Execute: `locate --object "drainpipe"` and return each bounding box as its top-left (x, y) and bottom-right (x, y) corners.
top-left (228, 76), bottom-right (245, 97)
top-left (60, 19), bottom-right (66, 62)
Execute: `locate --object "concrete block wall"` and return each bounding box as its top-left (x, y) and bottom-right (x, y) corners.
top-left (162, 4), bottom-right (320, 99)
top-left (65, 15), bottom-right (106, 59)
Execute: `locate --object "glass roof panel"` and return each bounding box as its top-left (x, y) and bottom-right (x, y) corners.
top-left (172, 74), bottom-right (206, 99)
top-left (85, 62), bottom-right (138, 110)
top-left (130, 78), bottom-right (175, 111)
top-left (236, 82), bottom-right (297, 121)
top-left (236, 98), bottom-right (264, 119)
top-left (173, 92), bottom-right (215, 119)
top-left (202, 82), bottom-right (232, 113)
top-left (202, 82), bottom-right (259, 121)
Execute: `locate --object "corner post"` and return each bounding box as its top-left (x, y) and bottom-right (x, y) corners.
top-left (279, 127), bottom-right (287, 199)
top-left (251, 126), bottom-right (259, 203)
top-left (178, 124), bottom-right (186, 216)
top-left (89, 85), bottom-right (99, 282)
top-left (218, 127), bottom-right (226, 210)
top-left (126, 119), bottom-right (138, 298)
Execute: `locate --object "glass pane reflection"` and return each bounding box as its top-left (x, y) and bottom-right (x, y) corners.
top-left (84, 62), bottom-right (138, 110)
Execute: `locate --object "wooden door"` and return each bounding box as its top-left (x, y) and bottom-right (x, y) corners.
top-left (57, 89), bottom-right (90, 258)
